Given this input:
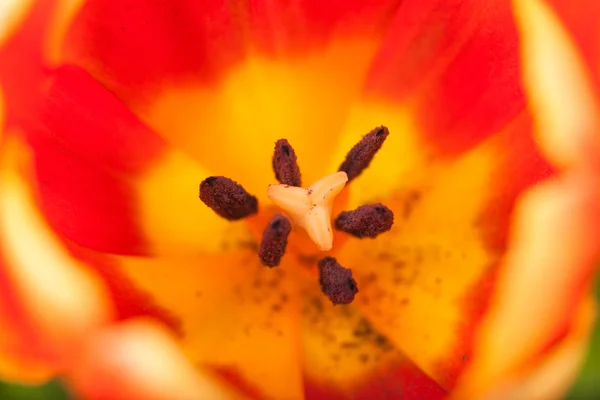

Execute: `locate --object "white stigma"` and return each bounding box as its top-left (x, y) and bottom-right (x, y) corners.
top-left (267, 171), bottom-right (348, 251)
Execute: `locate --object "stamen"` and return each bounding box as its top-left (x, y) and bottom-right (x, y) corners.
top-left (273, 139), bottom-right (302, 186)
top-left (199, 176), bottom-right (258, 220)
top-left (318, 256), bottom-right (358, 305)
top-left (338, 126), bottom-right (389, 182)
top-left (259, 213), bottom-right (291, 267)
top-left (335, 203), bottom-right (394, 238)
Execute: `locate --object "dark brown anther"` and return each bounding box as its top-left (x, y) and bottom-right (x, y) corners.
top-left (259, 213), bottom-right (292, 267)
top-left (273, 139), bottom-right (302, 186)
top-left (335, 203), bottom-right (394, 238)
top-left (338, 126), bottom-right (389, 182)
top-left (318, 257), bottom-right (358, 305)
top-left (199, 176), bottom-right (258, 220)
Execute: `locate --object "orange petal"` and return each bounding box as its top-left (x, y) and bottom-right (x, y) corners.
top-left (0, 137), bottom-right (113, 378)
top-left (334, 116), bottom-right (553, 389)
top-left (95, 252), bottom-right (304, 400)
top-left (0, 87), bottom-right (4, 132)
top-left (27, 66), bottom-right (162, 255)
top-left (454, 165), bottom-right (600, 398)
top-left (67, 318), bottom-right (242, 400)
top-left (545, 0), bottom-right (600, 92)
top-left (299, 289), bottom-right (447, 399)
top-left (0, 0), bottom-right (51, 127)
top-left (360, 0), bottom-right (524, 156)
top-left (44, 0), bottom-right (85, 64)
top-left (515, 0), bottom-right (600, 168)
top-left (466, 295), bottom-right (596, 400)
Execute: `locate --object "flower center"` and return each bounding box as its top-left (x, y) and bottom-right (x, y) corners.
top-left (198, 126), bottom-right (394, 304)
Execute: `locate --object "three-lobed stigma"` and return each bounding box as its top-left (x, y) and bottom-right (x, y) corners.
top-left (267, 171), bottom-right (348, 251)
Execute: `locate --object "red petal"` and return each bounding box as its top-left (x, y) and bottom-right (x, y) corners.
top-left (0, 0), bottom-right (53, 127)
top-left (363, 0), bottom-right (523, 155)
top-left (0, 139), bottom-right (113, 380)
top-left (62, 0), bottom-right (401, 103)
top-left (27, 65), bottom-right (259, 256)
top-left (304, 364), bottom-right (447, 400)
top-left (547, 0), bottom-right (600, 94)
top-left (33, 65), bottom-right (166, 174)
top-left (25, 66), bottom-right (164, 254)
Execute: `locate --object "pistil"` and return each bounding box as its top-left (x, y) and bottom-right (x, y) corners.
top-left (267, 171), bottom-right (348, 251)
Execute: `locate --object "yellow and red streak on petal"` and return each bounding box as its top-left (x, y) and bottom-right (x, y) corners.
top-left (453, 2), bottom-right (600, 396)
top-left (467, 295), bottom-right (596, 400)
top-left (0, 138), bottom-right (113, 381)
top-left (456, 165), bottom-right (600, 398)
top-left (67, 319), bottom-right (242, 400)
top-left (299, 291), bottom-right (447, 400)
top-left (546, 0), bottom-right (600, 93)
top-left (61, 242), bottom-right (183, 337)
top-left (0, 259), bottom-right (55, 382)
top-left (0, 138), bottom-right (221, 394)
top-left (363, 0), bottom-right (524, 157)
top-left (516, 0), bottom-right (600, 170)
top-left (0, 0), bottom-right (35, 46)
top-left (475, 114), bottom-right (555, 255)
top-left (0, 0), bottom-right (55, 128)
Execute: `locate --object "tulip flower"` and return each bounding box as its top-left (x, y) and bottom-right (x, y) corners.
top-left (0, 0), bottom-right (599, 399)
